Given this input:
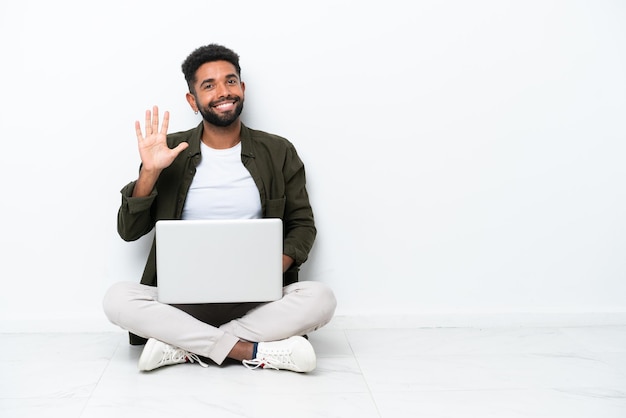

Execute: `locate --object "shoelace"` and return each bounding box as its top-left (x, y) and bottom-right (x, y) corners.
top-left (242, 358), bottom-right (279, 370)
top-left (186, 352), bottom-right (209, 368)
top-left (161, 345), bottom-right (209, 368)
top-left (242, 349), bottom-right (295, 370)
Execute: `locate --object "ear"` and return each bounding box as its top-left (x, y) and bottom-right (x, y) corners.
top-left (186, 92), bottom-right (198, 112)
top-left (241, 81), bottom-right (246, 94)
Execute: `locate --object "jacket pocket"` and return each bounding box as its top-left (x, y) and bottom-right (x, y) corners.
top-left (265, 196), bottom-right (286, 218)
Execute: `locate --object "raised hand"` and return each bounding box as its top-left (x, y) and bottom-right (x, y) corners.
top-left (131, 106), bottom-right (189, 197)
top-left (135, 106), bottom-right (188, 172)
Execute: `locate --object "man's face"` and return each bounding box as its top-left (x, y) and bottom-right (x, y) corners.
top-left (192, 60), bottom-right (245, 127)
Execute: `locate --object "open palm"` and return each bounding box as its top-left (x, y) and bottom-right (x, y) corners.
top-left (135, 106), bottom-right (188, 171)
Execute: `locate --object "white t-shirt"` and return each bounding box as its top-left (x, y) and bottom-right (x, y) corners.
top-left (181, 142), bottom-right (262, 220)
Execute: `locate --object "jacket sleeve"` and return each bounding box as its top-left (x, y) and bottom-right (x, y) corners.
top-left (117, 180), bottom-right (158, 242)
top-left (281, 144), bottom-right (317, 267)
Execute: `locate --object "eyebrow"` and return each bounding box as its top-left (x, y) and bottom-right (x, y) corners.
top-left (199, 73), bottom-right (240, 87)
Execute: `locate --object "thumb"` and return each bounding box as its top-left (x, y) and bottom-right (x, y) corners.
top-left (172, 142), bottom-right (190, 154)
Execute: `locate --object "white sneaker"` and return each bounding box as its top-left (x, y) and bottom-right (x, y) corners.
top-left (138, 338), bottom-right (208, 371)
top-left (242, 336), bottom-right (316, 372)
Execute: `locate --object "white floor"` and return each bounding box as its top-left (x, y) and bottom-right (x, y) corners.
top-left (2, 325), bottom-right (626, 418)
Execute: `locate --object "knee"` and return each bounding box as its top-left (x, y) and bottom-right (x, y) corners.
top-left (313, 282), bottom-right (337, 320)
top-left (102, 281), bottom-right (143, 324)
top-left (292, 281), bottom-right (337, 324)
top-left (102, 282), bottom-right (125, 323)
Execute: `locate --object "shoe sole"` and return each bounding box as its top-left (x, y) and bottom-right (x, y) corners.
top-left (290, 336), bottom-right (316, 372)
top-left (137, 338), bottom-right (159, 371)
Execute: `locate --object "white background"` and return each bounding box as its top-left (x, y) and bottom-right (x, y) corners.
top-left (1, 0), bottom-right (625, 331)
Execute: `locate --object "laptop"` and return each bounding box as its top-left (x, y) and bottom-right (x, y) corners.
top-left (155, 218), bottom-right (283, 304)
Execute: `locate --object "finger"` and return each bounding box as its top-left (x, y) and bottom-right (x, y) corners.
top-left (135, 121), bottom-right (144, 141)
top-left (151, 105), bottom-right (159, 136)
top-left (172, 142), bottom-right (189, 155)
top-left (160, 111), bottom-right (170, 135)
top-left (144, 109), bottom-right (152, 135)
top-left (168, 142), bottom-right (189, 160)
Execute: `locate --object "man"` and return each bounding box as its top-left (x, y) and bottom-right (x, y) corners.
top-left (103, 44), bottom-right (336, 373)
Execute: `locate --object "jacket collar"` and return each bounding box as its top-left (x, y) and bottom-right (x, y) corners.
top-left (186, 122), bottom-right (255, 159)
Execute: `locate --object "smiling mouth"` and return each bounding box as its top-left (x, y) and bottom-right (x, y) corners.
top-left (211, 97), bottom-right (239, 109)
top-left (214, 102), bottom-right (234, 110)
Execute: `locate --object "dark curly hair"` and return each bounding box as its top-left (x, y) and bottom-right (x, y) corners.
top-left (181, 44), bottom-right (241, 93)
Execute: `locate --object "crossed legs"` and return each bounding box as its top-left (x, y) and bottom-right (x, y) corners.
top-left (102, 280), bottom-right (336, 366)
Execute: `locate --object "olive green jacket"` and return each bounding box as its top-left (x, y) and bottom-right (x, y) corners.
top-left (117, 122), bottom-right (316, 287)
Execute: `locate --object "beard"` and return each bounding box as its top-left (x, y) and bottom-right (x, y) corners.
top-left (198, 96), bottom-right (244, 127)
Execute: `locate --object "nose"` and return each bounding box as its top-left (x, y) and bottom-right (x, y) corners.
top-left (215, 82), bottom-right (231, 98)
